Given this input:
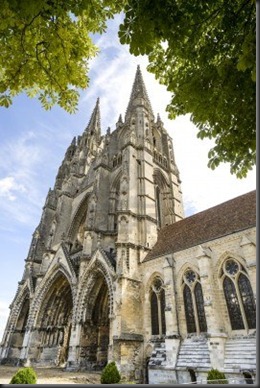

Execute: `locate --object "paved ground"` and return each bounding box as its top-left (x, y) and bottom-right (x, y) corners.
top-left (0, 365), bottom-right (102, 384)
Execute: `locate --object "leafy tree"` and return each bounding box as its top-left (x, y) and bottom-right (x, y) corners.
top-left (10, 367), bottom-right (37, 384)
top-left (119, 0), bottom-right (256, 178)
top-left (207, 368), bottom-right (228, 384)
top-left (0, 1), bottom-right (256, 177)
top-left (100, 361), bottom-right (121, 384)
top-left (0, 0), bottom-right (124, 113)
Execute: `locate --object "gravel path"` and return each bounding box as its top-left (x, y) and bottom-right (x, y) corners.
top-left (0, 365), bottom-right (102, 384)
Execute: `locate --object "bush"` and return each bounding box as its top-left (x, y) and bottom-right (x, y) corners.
top-left (207, 368), bottom-right (228, 384)
top-left (10, 367), bottom-right (37, 384)
top-left (101, 361), bottom-right (121, 384)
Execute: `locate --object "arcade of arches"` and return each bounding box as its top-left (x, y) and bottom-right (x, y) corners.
top-left (8, 271), bottom-right (110, 370)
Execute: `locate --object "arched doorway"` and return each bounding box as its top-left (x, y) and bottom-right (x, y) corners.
top-left (188, 368), bottom-right (197, 383)
top-left (79, 273), bottom-right (110, 370)
top-left (9, 294), bottom-right (30, 360)
top-left (36, 272), bottom-right (73, 366)
top-left (243, 371), bottom-right (254, 384)
top-left (145, 357), bottom-right (150, 384)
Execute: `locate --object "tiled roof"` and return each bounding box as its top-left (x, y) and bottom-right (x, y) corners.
top-left (144, 190), bottom-right (256, 262)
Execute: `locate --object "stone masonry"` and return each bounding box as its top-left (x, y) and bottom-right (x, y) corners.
top-left (0, 67), bottom-right (256, 384)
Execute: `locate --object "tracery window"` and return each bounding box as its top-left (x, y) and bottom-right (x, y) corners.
top-left (150, 278), bottom-right (166, 336)
top-left (222, 259), bottom-right (256, 330)
top-left (183, 270), bottom-right (207, 334)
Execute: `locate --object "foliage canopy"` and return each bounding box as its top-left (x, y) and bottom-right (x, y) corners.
top-left (0, 0), bottom-right (256, 177)
top-left (119, 0), bottom-right (256, 177)
top-left (207, 368), bottom-right (228, 384)
top-left (9, 367), bottom-right (37, 384)
top-left (100, 361), bottom-right (121, 384)
top-left (0, 0), bottom-right (124, 113)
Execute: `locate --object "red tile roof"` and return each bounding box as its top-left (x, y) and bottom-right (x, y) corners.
top-left (144, 190), bottom-right (256, 262)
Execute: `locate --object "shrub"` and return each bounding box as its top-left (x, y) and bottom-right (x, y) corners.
top-left (100, 361), bottom-right (121, 384)
top-left (9, 367), bottom-right (37, 384)
top-left (207, 368), bottom-right (228, 384)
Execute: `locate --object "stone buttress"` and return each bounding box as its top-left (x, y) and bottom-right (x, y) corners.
top-left (0, 66), bottom-right (184, 383)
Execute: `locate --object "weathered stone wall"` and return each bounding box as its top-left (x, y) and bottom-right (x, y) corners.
top-left (0, 67), bottom-right (255, 385)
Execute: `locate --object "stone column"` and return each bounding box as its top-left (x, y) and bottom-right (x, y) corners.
top-left (240, 235), bottom-right (256, 295)
top-left (66, 323), bottom-right (82, 369)
top-left (162, 256), bottom-right (179, 336)
top-left (162, 256), bottom-right (180, 372)
top-left (20, 331), bottom-right (31, 361)
top-left (196, 245), bottom-right (227, 370)
top-left (21, 327), bottom-right (42, 365)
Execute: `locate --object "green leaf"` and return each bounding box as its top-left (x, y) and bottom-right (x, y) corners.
top-left (119, 0), bottom-right (256, 178)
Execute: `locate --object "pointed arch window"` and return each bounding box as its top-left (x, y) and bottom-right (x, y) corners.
top-left (150, 278), bottom-right (166, 336)
top-left (222, 259), bottom-right (256, 330)
top-left (155, 186), bottom-right (162, 228)
top-left (184, 285), bottom-right (196, 333)
top-left (183, 270), bottom-right (207, 334)
top-left (151, 292), bottom-right (159, 335)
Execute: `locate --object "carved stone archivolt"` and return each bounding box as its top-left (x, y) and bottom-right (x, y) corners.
top-left (8, 284), bottom-right (31, 330)
top-left (27, 266), bottom-right (76, 330)
top-left (75, 251), bottom-right (115, 325)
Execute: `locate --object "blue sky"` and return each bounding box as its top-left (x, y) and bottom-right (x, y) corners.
top-left (0, 15), bottom-right (256, 341)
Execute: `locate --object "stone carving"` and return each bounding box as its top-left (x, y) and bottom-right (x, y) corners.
top-left (1, 66), bottom-right (254, 386)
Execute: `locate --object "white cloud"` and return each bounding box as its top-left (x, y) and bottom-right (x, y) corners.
top-left (0, 131), bottom-right (50, 226)
top-left (81, 19), bottom-right (256, 216)
top-left (168, 115), bottom-right (256, 214)
top-left (0, 176), bottom-right (26, 201)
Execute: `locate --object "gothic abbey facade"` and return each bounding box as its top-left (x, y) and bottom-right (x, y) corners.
top-left (0, 67), bottom-right (256, 384)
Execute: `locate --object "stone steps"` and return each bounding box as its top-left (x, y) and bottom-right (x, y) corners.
top-left (176, 337), bottom-right (211, 369)
top-left (224, 338), bottom-right (256, 371)
top-left (148, 342), bottom-right (166, 367)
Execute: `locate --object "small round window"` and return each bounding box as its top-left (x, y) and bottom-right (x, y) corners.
top-left (225, 259), bottom-right (239, 276)
top-left (185, 270), bottom-right (197, 284)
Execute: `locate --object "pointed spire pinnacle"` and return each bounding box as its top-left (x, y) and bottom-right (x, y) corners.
top-left (156, 113), bottom-right (164, 125)
top-left (118, 114), bottom-right (123, 123)
top-left (125, 65), bottom-right (154, 121)
top-left (116, 114), bottom-right (123, 128)
top-left (85, 98), bottom-right (101, 137)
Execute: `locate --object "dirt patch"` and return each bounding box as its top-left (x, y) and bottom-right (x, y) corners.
top-left (0, 365), bottom-right (102, 384)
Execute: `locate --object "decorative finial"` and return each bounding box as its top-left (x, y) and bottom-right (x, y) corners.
top-left (157, 113), bottom-right (164, 125)
top-left (125, 66), bottom-right (154, 122)
top-left (84, 98), bottom-right (101, 137)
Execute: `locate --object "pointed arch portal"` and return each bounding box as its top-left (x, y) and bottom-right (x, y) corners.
top-left (8, 293), bottom-right (30, 360)
top-left (36, 272), bottom-right (73, 366)
top-left (79, 272), bottom-right (110, 369)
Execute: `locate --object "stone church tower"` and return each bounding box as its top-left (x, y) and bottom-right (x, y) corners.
top-left (1, 66), bottom-right (256, 384)
top-left (0, 67), bottom-right (184, 380)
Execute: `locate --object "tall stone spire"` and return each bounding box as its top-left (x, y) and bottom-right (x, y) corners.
top-left (85, 98), bottom-right (101, 138)
top-left (125, 65), bottom-right (154, 122)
